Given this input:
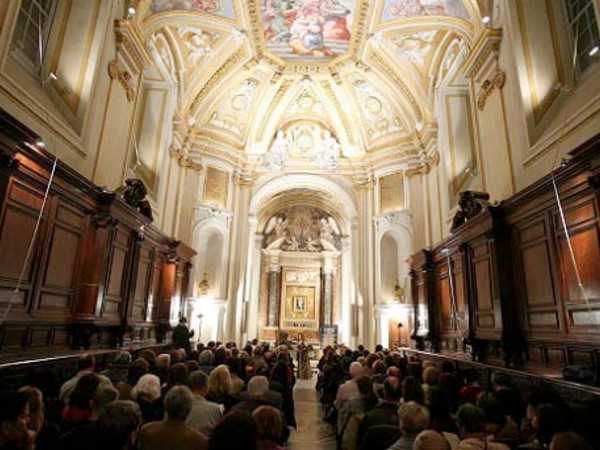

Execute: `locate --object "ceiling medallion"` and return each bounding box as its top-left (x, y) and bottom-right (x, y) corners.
top-left (261, 123), bottom-right (341, 170)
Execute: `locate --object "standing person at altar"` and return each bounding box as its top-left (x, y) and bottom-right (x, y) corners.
top-left (297, 334), bottom-right (311, 380)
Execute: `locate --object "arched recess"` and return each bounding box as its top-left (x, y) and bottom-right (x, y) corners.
top-left (380, 232), bottom-right (400, 302)
top-left (191, 220), bottom-right (229, 299)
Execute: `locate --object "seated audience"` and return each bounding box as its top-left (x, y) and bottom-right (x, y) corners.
top-left (19, 386), bottom-right (60, 450)
top-left (388, 401), bottom-right (430, 449)
top-left (209, 411), bottom-right (258, 450)
top-left (95, 401), bottom-right (141, 450)
top-left (253, 405), bottom-right (285, 450)
top-left (206, 365), bottom-right (239, 412)
top-left (456, 403), bottom-right (509, 450)
top-left (101, 351), bottom-right (131, 385)
top-left (233, 376), bottom-right (282, 414)
top-left (414, 429), bottom-right (452, 450)
top-left (0, 391), bottom-right (34, 449)
top-left (185, 371), bottom-right (223, 437)
top-left (131, 374), bottom-right (164, 423)
top-left (139, 385), bottom-right (208, 450)
top-left (356, 375), bottom-right (401, 448)
top-left (59, 354), bottom-right (95, 404)
top-left (550, 431), bottom-right (592, 450)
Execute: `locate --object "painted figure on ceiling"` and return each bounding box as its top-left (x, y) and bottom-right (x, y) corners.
top-left (263, 0), bottom-right (352, 58)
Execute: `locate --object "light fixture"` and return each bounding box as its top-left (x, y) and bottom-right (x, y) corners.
top-left (35, 138), bottom-right (45, 148)
top-left (127, 6), bottom-right (136, 20)
top-left (482, 15), bottom-right (491, 25)
top-left (590, 46), bottom-right (599, 57)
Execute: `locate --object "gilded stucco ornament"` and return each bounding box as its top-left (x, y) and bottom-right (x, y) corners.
top-left (477, 69), bottom-right (506, 111)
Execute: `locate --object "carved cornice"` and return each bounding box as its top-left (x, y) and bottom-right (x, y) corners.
top-left (189, 49), bottom-right (244, 113)
top-left (477, 69), bottom-right (506, 111)
top-left (108, 60), bottom-right (135, 102)
top-left (461, 29), bottom-right (503, 79)
top-left (405, 151), bottom-right (440, 178)
top-left (169, 145), bottom-right (203, 171)
top-left (114, 20), bottom-right (152, 72)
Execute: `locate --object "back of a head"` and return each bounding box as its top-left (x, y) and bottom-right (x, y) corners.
top-left (0, 391), bottom-right (28, 425)
top-left (383, 376), bottom-right (402, 403)
top-left (132, 374), bottom-right (161, 401)
top-left (399, 401), bottom-right (429, 434)
top-left (169, 363), bottom-right (189, 386)
top-left (164, 386), bottom-right (194, 422)
top-left (414, 430), bottom-right (450, 450)
top-left (355, 375), bottom-right (374, 397)
top-left (97, 401), bottom-right (141, 449)
top-left (457, 403), bottom-right (486, 436)
top-left (423, 366), bottom-right (439, 386)
top-left (208, 365), bottom-right (233, 397)
top-left (252, 406), bottom-right (283, 442)
top-left (156, 353), bottom-right (171, 369)
top-left (349, 361), bottom-right (363, 379)
top-left (70, 373), bottom-right (101, 409)
top-left (199, 349), bottom-right (214, 365)
top-left (210, 411), bottom-right (258, 450)
top-left (248, 375), bottom-right (269, 398)
top-left (128, 358), bottom-right (149, 383)
top-left (188, 370), bottom-right (209, 392)
top-left (402, 376), bottom-right (425, 405)
top-left (78, 353), bottom-right (95, 371)
top-left (92, 385), bottom-right (118, 412)
top-left (477, 392), bottom-right (505, 426)
top-left (535, 403), bottom-right (568, 445)
top-left (114, 351), bottom-right (132, 368)
top-left (138, 349), bottom-right (156, 366)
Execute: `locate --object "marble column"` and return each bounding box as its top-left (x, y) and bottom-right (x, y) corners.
top-left (267, 263), bottom-right (281, 327)
top-left (322, 255), bottom-right (336, 325)
top-left (340, 236), bottom-right (352, 345)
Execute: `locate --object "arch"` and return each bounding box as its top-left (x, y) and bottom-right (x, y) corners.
top-left (250, 174), bottom-right (357, 226)
top-left (192, 220), bottom-right (229, 299)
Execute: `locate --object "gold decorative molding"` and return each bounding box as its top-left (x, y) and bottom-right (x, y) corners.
top-left (189, 49), bottom-right (244, 113)
top-left (114, 20), bottom-right (152, 72)
top-left (169, 145), bottom-right (203, 171)
top-left (108, 60), bottom-right (135, 102)
top-left (319, 80), bottom-right (354, 146)
top-left (405, 151), bottom-right (440, 178)
top-left (461, 29), bottom-right (502, 79)
top-left (370, 52), bottom-right (423, 122)
top-left (476, 69), bottom-right (505, 111)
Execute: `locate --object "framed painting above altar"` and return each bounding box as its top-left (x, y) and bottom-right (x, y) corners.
top-left (280, 269), bottom-right (320, 331)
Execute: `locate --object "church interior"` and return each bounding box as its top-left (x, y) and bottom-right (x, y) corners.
top-left (1, 0), bottom-right (600, 449)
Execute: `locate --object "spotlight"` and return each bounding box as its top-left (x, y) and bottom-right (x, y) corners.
top-left (35, 138), bottom-right (45, 148)
top-left (128, 6), bottom-right (136, 15)
top-left (590, 46), bottom-right (599, 57)
top-left (482, 16), bottom-right (491, 25)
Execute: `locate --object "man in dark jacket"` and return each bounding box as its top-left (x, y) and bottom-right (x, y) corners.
top-left (172, 317), bottom-right (194, 352)
top-left (357, 376), bottom-right (402, 448)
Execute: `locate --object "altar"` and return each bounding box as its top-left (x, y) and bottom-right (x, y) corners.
top-left (258, 205), bottom-right (342, 343)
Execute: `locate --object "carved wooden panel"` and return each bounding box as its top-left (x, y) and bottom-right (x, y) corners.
top-left (104, 227), bottom-right (130, 318)
top-left (132, 244), bottom-right (153, 322)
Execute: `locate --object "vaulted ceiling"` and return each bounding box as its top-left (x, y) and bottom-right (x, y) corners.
top-left (136, 0), bottom-right (485, 168)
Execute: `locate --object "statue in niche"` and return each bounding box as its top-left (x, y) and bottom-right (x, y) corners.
top-left (394, 279), bottom-right (405, 303)
top-left (450, 191), bottom-right (490, 232)
top-left (287, 236), bottom-right (300, 251)
top-left (263, 130), bottom-right (290, 169)
top-left (198, 273), bottom-right (210, 296)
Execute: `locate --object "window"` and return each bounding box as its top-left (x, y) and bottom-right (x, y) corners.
top-left (11, 0), bottom-right (58, 73)
top-left (564, 0), bottom-right (600, 77)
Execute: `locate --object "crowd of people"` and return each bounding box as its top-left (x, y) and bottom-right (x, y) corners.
top-left (0, 339), bottom-right (295, 450)
top-left (317, 344), bottom-right (596, 450)
top-left (0, 339), bottom-right (597, 450)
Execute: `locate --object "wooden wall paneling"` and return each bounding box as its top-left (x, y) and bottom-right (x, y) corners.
top-left (101, 223), bottom-right (129, 321)
top-left (36, 197), bottom-right (87, 319)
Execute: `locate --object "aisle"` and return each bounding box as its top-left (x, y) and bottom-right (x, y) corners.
top-left (288, 376), bottom-right (336, 450)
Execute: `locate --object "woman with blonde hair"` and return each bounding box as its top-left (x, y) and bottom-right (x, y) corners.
top-left (206, 364), bottom-right (238, 412)
top-left (131, 374), bottom-right (163, 423)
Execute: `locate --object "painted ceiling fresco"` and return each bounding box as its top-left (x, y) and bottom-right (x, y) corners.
top-left (381, 0), bottom-right (469, 22)
top-left (261, 0), bottom-right (356, 62)
top-left (149, 0), bottom-right (236, 20)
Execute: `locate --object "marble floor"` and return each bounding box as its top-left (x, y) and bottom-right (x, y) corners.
top-left (288, 376), bottom-right (336, 450)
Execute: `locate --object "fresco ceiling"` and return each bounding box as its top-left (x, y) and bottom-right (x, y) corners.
top-left (138, 0), bottom-right (485, 165)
